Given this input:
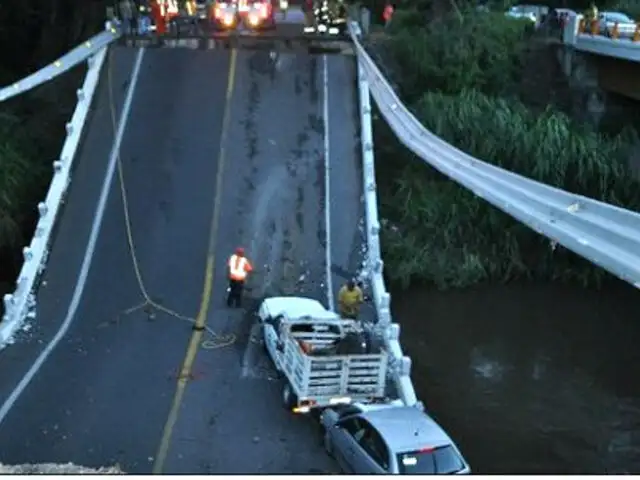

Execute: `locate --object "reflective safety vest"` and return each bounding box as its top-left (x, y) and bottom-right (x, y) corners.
top-left (228, 254), bottom-right (252, 281)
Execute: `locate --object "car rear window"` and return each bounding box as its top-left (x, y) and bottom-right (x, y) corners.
top-left (605, 13), bottom-right (632, 22)
top-left (397, 445), bottom-right (465, 474)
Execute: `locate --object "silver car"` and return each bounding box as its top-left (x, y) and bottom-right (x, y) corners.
top-left (321, 403), bottom-right (471, 474)
top-left (598, 12), bottom-right (636, 39)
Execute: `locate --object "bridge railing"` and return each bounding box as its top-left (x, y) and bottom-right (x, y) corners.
top-left (0, 27), bottom-right (119, 345)
top-left (563, 14), bottom-right (640, 62)
top-left (350, 22), bottom-right (420, 409)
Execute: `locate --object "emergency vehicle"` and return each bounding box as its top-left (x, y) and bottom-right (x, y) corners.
top-left (258, 296), bottom-right (388, 414)
top-left (211, 0), bottom-right (275, 30)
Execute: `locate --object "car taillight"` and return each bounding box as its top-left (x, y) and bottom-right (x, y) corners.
top-left (418, 447), bottom-right (435, 453)
top-left (248, 12), bottom-right (259, 24)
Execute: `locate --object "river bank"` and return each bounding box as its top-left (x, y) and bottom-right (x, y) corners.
top-left (392, 279), bottom-right (640, 473)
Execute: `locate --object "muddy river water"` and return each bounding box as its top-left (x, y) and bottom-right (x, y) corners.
top-left (393, 280), bottom-right (640, 474)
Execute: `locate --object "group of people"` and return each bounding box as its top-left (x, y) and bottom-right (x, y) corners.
top-left (109, 0), bottom-right (194, 34)
top-left (225, 247), bottom-right (365, 320)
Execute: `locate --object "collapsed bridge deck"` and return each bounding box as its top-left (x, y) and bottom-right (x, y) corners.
top-left (0, 43), bottom-right (368, 473)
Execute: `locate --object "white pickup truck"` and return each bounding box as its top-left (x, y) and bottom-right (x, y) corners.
top-left (258, 296), bottom-right (388, 413)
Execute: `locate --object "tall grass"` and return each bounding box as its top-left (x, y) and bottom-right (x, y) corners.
top-left (368, 5), bottom-right (640, 290)
top-left (375, 90), bottom-right (640, 289)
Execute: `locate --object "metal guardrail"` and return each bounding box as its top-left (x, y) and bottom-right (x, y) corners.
top-left (348, 22), bottom-right (640, 290)
top-left (350, 23), bottom-right (420, 408)
top-left (0, 26), bottom-right (119, 346)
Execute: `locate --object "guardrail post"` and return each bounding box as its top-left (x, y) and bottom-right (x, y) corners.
top-left (398, 356), bottom-right (412, 377)
top-left (378, 291), bottom-right (391, 325)
top-left (3, 294), bottom-right (14, 323)
top-left (565, 14), bottom-right (581, 44)
top-left (38, 202), bottom-right (48, 218)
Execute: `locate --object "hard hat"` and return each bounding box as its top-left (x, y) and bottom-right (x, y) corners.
top-left (235, 247), bottom-right (245, 255)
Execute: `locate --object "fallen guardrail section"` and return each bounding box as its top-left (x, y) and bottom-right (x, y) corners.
top-left (351, 23), bottom-right (420, 409)
top-left (348, 23), bottom-right (640, 290)
top-left (1, 26), bottom-right (120, 346)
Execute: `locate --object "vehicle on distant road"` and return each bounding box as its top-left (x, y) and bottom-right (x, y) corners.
top-left (242, 0), bottom-right (276, 30)
top-left (321, 402), bottom-right (471, 474)
top-left (211, 0), bottom-right (239, 29)
top-left (598, 11), bottom-right (636, 38)
top-left (210, 0), bottom-right (275, 30)
top-left (505, 5), bottom-right (538, 23)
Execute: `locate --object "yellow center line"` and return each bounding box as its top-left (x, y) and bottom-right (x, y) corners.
top-left (152, 48), bottom-right (238, 474)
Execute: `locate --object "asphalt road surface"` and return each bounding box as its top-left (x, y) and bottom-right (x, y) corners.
top-left (0, 43), bottom-right (365, 473)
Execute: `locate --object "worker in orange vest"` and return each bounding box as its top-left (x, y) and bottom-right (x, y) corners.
top-left (151, 0), bottom-right (167, 34)
top-left (226, 247), bottom-right (253, 308)
top-left (383, 3), bottom-right (393, 26)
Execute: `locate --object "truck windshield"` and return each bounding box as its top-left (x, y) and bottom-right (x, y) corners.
top-left (397, 445), bottom-right (465, 474)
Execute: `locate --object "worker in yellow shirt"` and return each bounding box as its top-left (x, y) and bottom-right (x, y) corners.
top-left (338, 280), bottom-right (364, 320)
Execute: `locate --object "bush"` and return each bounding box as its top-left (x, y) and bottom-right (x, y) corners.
top-left (386, 9), bottom-right (532, 102)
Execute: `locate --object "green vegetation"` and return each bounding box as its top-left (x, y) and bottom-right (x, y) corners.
top-left (366, 2), bottom-right (640, 289)
top-left (611, 0), bottom-right (640, 19)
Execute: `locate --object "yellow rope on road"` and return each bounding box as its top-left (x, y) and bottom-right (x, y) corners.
top-left (106, 49), bottom-right (235, 350)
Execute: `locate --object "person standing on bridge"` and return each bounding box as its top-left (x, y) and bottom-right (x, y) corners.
top-left (382, 2), bottom-right (394, 28)
top-left (151, 0), bottom-right (168, 34)
top-left (118, 0), bottom-right (137, 34)
top-left (227, 247), bottom-right (253, 308)
top-left (338, 279), bottom-right (364, 320)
